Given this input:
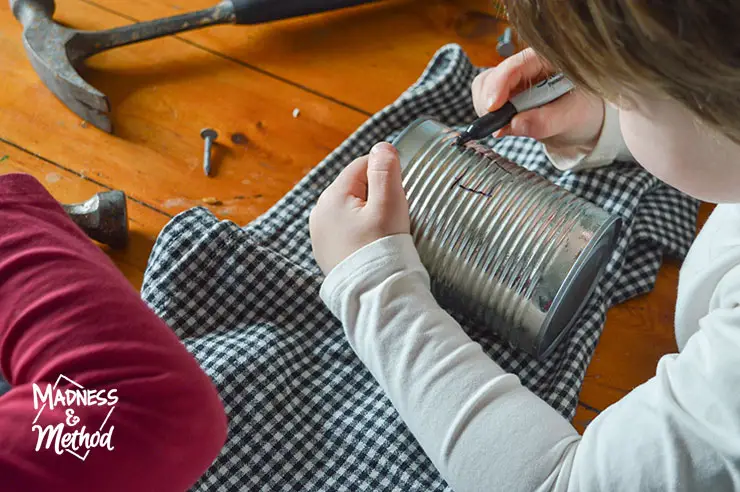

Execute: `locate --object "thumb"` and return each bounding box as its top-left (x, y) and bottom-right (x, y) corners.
top-left (366, 142), bottom-right (405, 211)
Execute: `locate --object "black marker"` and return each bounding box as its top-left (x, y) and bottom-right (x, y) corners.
top-left (456, 73), bottom-right (576, 146)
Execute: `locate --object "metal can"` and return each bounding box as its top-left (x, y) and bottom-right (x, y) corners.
top-left (392, 118), bottom-right (620, 358)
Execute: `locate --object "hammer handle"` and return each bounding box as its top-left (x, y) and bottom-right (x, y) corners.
top-left (78, 2), bottom-right (236, 59)
top-left (231, 0), bottom-right (380, 24)
top-left (72, 0), bottom-right (380, 59)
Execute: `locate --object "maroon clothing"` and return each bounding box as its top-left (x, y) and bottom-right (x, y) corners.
top-left (0, 174), bottom-right (227, 491)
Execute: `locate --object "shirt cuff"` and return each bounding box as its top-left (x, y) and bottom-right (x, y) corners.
top-left (544, 103), bottom-right (634, 172)
top-left (319, 233), bottom-right (427, 318)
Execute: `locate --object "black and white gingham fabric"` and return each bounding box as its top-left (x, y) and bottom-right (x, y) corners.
top-left (141, 45), bottom-right (699, 491)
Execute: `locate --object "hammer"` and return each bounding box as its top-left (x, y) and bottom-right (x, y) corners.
top-left (9, 0), bottom-right (380, 133)
top-left (62, 190), bottom-right (129, 249)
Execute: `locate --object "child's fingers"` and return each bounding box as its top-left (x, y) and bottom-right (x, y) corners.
top-left (508, 92), bottom-right (584, 141)
top-left (472, 69), bottom-right (498, 116)
top-left (326, 154), bottom-right (370, 202)
top-left (474, 48), bottom-right (554, 115)
top-left (365, 142), bottom-right (405, 212)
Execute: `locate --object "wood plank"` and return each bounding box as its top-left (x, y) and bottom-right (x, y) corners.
top-left (0, 0), bottom-right (368, 227)
top-left (0, 0), bottom-right (508, 291)
top-left (75, 0), bottom-right (508, 114)
top-left (0, 0), bottom-right (507, 296)
top-left (0, 142), bottom-right (169, 289)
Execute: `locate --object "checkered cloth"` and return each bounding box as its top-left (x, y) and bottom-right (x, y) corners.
top-left (141, 45), bottom-right (699, 491)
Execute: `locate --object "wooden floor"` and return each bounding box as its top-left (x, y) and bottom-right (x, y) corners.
top-left (0, 0), bottom-right (710, 433)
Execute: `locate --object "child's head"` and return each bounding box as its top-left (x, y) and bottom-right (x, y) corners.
top-left (506, 1), bottom-right (740, 203)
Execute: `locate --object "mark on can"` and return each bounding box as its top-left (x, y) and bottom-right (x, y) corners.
top-left (451, 168), bottom-right (510, 198)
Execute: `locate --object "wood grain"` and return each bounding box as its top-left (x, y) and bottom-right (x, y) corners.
top-left (0, 0), bottom-right (367, 226)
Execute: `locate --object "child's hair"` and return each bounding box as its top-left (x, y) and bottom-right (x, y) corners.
top-left (505, 1), bottom-right (740, 144)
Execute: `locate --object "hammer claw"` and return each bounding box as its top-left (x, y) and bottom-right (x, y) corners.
top-left (67, 97), bottom-right (113, 133)
top-left (68, 93), bottom-right (112, 132)
top-left (34, 56), bottom-right (112, 131)
top-left (19, 19), bottom-right (114, 132)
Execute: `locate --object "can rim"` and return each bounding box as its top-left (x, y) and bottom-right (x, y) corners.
top-left (392, 117), bottom-right (445, 171)
top-left (535, 214), bottom-right (622, 358)
top-left (392, 116), bottom-right (433, 146)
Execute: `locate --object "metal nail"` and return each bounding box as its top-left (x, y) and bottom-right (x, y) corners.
top-left (200, 128), bottom-right (218, 177)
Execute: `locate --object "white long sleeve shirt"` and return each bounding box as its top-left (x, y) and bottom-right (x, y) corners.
top-left (319, 106), bottom-right (740, 491)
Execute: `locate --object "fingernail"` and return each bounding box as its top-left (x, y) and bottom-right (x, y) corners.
top-left (371, 142), bottom-right (396, 156)
top-left (486, 95), bottom-right (497, 111)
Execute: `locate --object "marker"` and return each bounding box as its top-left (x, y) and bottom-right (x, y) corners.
top-left (456, 73), bottom-right (576, 146)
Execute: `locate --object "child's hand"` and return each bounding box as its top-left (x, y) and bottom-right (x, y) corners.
top-left (472, 48), bottom-right (605, 149)
top-left (309, 142), bottom-right (410, 275)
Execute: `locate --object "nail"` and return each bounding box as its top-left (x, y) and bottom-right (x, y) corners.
top-left (371, 142), bottom-right (395, 155)
top-left (200, 128), bottom-right (218, 177)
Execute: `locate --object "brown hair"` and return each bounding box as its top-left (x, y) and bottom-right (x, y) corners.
top-left (505, 1), bottom-right (740, 143)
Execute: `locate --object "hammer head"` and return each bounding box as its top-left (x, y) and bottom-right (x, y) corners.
top-left (62, 191), bottom-right (129, 249)
top-left (10, 0), bottom-right (113, 132)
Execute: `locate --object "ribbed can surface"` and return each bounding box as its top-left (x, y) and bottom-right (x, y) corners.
top-left (393, 119), bottom-right (620, 358)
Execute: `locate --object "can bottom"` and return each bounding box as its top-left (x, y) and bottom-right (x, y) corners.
top-left (537, 216), bottom-right (621, 358)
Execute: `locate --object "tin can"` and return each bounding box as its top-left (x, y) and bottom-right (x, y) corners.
top-left (392, 118), bottom-right (620, 358)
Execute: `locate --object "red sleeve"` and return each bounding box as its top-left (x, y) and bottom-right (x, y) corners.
top-left (0, 174), bottom-right (227, 491)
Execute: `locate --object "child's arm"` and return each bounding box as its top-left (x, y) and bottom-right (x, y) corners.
top-left (0, 174), bottom-right (227, 491)
top-left (320, 233), bottom-right (581, 491)
top-left (321, 231), bottom-right (740, 492)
